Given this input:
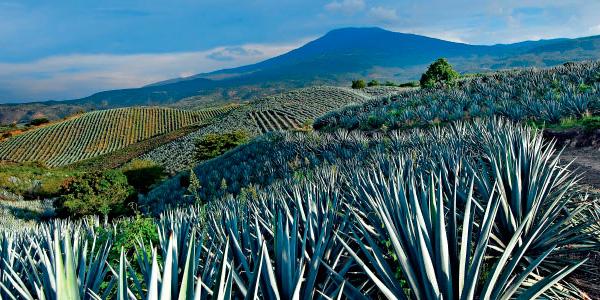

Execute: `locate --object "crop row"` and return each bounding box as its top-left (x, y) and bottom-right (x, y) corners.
top-left (3, 119), bottom-right (592, 299)
top-left (0, 106), bottom-right (233, 167)
top-left (140, 86), bottom-right (400, 173)
top-left (314, 61), bottom-right (600, 130)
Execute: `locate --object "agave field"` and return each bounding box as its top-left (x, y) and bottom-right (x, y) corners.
top-left (0, 106), bottom-right (234, 167)
top-left (1, 118), bottom-right (598, 299)
top-left (141, 86), bottom-right (400, 173)
top-left (314, 61), bottom-right (600, 131)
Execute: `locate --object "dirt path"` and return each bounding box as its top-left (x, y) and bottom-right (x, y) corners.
top-left (545, 128), bottom-right (600, 299)
top-left (560, 147), bottom-right (600, 189)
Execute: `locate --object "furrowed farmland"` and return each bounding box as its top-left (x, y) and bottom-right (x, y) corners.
top-left (0, 106), bottom-right (233, 167)
top-left (141, 86), bottom-right (401, 173)
top-left (2, 58), bottom-right (600, 299)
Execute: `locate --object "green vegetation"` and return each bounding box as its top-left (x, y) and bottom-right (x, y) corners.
top-left (582, 115), bottom-right (600, 132)
top-left (141, 86), bottom-right (397, 173)
top-left (64, 122), bottom-right (210, 171)
top-left (28, 118), bottom-right (49, 126)
top-left (3, 119), bottom-right (595, 299)
top-left (399, 81), bottom-right (420, 87)
top-left (193, 130), bottom-right (250, 161)
top-left (54, 169), bottom-right (134, 218)
top-left (96, 214), bottom-right (159, 263)
top-left (120, 159), bottom-right (166, 194)
top-left (0, 106), bottom-right (235, 167)
top-left (316, 61), bottom-right (600, 131)
top-left (367, 79), bottom-right (381, 87)
top-left (420, 58), bottom-right (460, 88)
top-left (352, 79), bottom-right (366, 89)
top-left (2, 61), bottom-right (600, 299)
top-left (0, 161), bottom-right (78, 200)
top-left (383, 80), bottom-right (420, 88)
top-left (528, 115), bottom-right (600, 132)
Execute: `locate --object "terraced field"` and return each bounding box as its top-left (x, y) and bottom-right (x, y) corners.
top-left (250, 111), bottom-right (300, 133)
top-left (141, 86), bottom-right (401, 173)
top-left (0, 106), bottom-right (234, 167)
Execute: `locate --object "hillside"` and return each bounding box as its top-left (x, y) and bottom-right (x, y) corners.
top-left (3, 27), bottom-right (600, 124)
top-left (141, 85), bottom-right (400, 173)
top-left (2, 62), bottom-right (600, 299)
top-left (144, 60), bottom-right (600, 212)
top-left (0, 106), bottom-right (233, 167)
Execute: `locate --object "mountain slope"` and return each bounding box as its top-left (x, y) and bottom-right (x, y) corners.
top-left (0, 106), bottom-right (233, 167)
top-left (2, 27), bottom-right (600, 124)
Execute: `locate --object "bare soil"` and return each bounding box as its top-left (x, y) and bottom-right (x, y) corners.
top-left (544, 127), bottom-right (600, 189)
top-left (544, 127), bottom-right (600, 299)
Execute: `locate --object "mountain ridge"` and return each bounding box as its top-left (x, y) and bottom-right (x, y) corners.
top-left (2, 27), bottom-right (600, 124)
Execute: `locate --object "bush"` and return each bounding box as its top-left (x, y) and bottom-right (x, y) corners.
top-left (582, 116), bottom-right (600, 132)
top-left (367, 80), bottom-right (381, 87)
top-left (1, 132), bottom-right (11, 139)
top-left (97, 214), bottom-right (159, 263)
top-left (384, 81), bottom-right (398, 87)
top-left (420, 58), bottom-right (459, 88)
top-left (193, 130), bottom-right (250, 161)
top-left (55, 170), bottom-right (134, 218)
top-left (399, 81), bottom-right (420, 88)
top-left (352, 79), bottom-right (366, 89)
top-left (29, 118), bottom-right (49, 126)
top-left (120, 159), bottom-right (166, 194)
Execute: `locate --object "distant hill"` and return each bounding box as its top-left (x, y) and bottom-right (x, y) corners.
top-left (0, 106), bottom-right (233, 167)
top-left (2, 27), bottom-right (600, 124)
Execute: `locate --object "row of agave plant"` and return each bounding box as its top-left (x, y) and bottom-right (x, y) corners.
top-left (314, 60), bottom-right (600, 131)
top-left (1, 118), bottom-right (598, 299)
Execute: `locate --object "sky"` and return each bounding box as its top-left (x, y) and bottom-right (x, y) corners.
top-left (1, 0), bottom-right (600, 103)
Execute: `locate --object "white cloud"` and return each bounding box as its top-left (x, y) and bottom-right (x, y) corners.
top-left (589, 25), bottom-right (600, 35)
top-left (0, 42), bottom-right (304, 103)
top-left (325, 0), bottom-right (365, 16)
top-left (367, 7), bottom-right (399, 23)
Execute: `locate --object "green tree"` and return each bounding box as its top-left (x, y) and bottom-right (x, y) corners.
top-left (29, 118), bottom-right (49, 126)
top-left (352, 79), bottom-right (366, 89)
top-left (420, 58), bottom-right (459, 88)
top-left (55, 170), bottom-right (134, 218)
top-left (193, 130), bottom-right (249, 161)
top-left (368, 80), bottom-right (381, 87)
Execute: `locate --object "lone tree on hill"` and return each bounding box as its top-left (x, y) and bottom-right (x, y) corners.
top-left (420, 58), bottom-right (459, 88)
top-left (352, 79), bottom-right (366, 89)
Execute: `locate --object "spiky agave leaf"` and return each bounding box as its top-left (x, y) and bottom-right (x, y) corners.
top-left (342, 153), bottom-right (587, 300)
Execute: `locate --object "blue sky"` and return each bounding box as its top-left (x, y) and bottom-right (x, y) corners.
top-left (1, 0), bottom-right (600, 103)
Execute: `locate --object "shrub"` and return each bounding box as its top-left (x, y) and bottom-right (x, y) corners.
top-left (55, 170), bottom-right (134, 218)
top-left (2, 132), bottom-right (11, 139)
top-left (193, 130), bottom-right (250, 161)
top-left (367, 80), bottom-right (381, 87)
top-left (384, 81), bottom-right (398, 87)
top-left (352, 79), bottom-right (366, 89)
top-left (120, 159), bottom-right (166, 194)
top-left (399, 81), bottom-right (420, 88)
top-left (29, 118), bottom-right (49, 126)
top-left (582, 116), bottom-right (600, 132)
top-left (420, 58), bottom-right (459, 88)
top-left (97, 214), bottom-right (159, 263)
